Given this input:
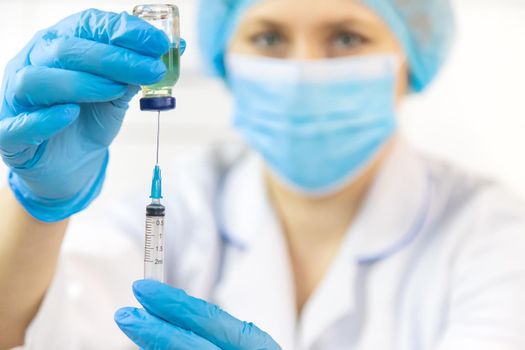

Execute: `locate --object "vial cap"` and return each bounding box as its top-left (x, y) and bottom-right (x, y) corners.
top-left (140, 97), bottom-right (176, 111)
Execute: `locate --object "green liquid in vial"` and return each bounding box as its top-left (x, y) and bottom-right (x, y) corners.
top-left (142, 47), bottom-right (180, 98)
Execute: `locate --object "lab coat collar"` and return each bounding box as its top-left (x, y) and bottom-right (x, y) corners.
top-left (350, 139), bottom-right (430, 264)
top-left (217, 150), bottom-right (272, 251)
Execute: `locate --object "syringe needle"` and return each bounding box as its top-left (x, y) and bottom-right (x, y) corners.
top-left (150, 111), bottom-right (163, 200)
top-left (155, 110), bottom-right (161, 165)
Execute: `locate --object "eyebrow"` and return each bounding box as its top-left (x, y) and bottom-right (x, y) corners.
top-left (246, 19), bottom-right (289, 30)
top-left (246, 17), bottom-right (371, 31)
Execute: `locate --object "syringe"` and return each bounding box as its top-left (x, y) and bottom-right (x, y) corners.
top-left (135, 2), bottom-right (180, 283)
top-left (144, 112), bottom-right (165, 282)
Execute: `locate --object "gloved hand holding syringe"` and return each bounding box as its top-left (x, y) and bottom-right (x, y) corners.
top-left (133, 4), bottom-right (186, 282)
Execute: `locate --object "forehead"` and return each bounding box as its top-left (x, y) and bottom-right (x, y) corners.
top-left (239, 0), bottom-right (384, 27)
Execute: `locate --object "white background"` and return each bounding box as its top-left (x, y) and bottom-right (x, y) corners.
top-left (0, 0), bottom-right (524, 199)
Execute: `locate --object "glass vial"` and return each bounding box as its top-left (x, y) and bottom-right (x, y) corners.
top-left (133, 4), bottom-right (180, 111)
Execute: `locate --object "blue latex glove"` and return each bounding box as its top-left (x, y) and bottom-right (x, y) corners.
top-left (115, 280), bottom-right (282, 350)
top-left (0, 9), bottom-right (185, 222)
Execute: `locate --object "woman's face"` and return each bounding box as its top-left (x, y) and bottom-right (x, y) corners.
top-left (229, 0), bottom-right (409, 99)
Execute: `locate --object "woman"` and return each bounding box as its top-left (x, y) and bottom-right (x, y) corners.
top-left (1, 0), bottom-right (525, 349)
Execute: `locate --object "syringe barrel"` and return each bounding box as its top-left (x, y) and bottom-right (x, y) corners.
top-left (144, 202), bottom-right (165, 282)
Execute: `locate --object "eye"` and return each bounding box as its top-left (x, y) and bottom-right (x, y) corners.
top-left (330, 31), bottom-right (368, 51)
top-left (250, 31), bottom-right (286, 49)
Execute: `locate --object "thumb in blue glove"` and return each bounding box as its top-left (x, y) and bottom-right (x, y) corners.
top-left (115, 280), bottom-right (282, 350)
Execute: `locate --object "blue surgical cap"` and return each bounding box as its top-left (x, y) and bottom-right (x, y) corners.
top-left (197, 0), bottom-right (455, 92)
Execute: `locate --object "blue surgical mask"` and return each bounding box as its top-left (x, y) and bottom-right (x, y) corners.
top-left (225, 53), bottom-right (399, 196)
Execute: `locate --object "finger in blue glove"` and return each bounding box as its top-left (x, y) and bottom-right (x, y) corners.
top-left (115, 307), bottom-right (222, 350)
top-left (114, 279), bottom-right (282, 350)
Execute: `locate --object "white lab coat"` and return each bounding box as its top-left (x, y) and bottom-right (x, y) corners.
top-left (21, 140), bottom-right (525, 350)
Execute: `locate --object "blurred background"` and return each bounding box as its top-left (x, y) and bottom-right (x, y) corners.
top-left (0, 0), bottom-right (524, 199)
